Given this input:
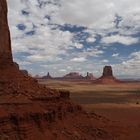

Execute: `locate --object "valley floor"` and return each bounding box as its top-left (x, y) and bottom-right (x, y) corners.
top-left (39, 79), bottom-right (140, 139)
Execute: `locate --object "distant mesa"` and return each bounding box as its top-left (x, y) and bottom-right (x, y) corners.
top-left (103, 66), bottom-right (113, 77)
top-left (85, 72), bottom-right (96, 80)
top-left (40, 67), bottom-right (120, 84)
top-left (41, 71), bottom-right (97, 81)
top-left (34, 74), bottom-right (42, 79)
top-left (95, 66), bottom-right (119, 84)
top-left (63, 72), bottom-right (84, 80)
top-left (39, 66), bottom-right (131, 84)
top-left (42, 72), bottom-right (52, 79)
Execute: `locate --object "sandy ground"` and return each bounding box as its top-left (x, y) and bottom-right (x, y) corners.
top-left (85, 104), bottom-right (140, 139)
top-left (83, 103), bottom-right (140, 123)
top-left (39, 79), bottom-right (140, 139)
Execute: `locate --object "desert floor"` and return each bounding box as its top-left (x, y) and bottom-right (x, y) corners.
top-left (39, 79), bottom-right (140, 139)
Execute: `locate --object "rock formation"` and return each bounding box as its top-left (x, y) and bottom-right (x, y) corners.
top-left (63, 72), bottom-right (84, 80)
top-left (42, 72), bottom-right (52, 79)
top-left (21, 69), bottom-right (29, 76)
top-left (0, 1), bottom-right (126, 140)
top-left (85, 72), bottom-right (96, 80)
top-left (0, 0), bottom-right (13, 66)
top-left (95, 66), bottom-right (119, 84)
top-left (102, 66), bottom-right (113, 77)
top-left (34, 74), bottom-right (41, 79)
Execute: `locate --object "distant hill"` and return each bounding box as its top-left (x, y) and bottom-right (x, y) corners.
top-left (41, 72), bottom-right (96, 81)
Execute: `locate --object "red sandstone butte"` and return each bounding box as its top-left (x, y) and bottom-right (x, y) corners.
top-left (0, 0), bottom-right (13, 66)
top-left (95, 66), bottom-right (120, 84)
top-left (0, 1), bottom-right (128, 140)
top-left (42, 72), bottom-right (53, 79)
top-left (85, 72), bottom-right (96, 80)
top-left (63, 72), bottom-right (84, 80)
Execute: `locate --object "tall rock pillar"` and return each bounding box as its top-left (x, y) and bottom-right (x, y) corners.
top-left (103, 66), bottom-right (113, 77)
top-left (0, 0), bottom-right (13, 66)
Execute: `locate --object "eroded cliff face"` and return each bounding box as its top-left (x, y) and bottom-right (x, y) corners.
top-left (0, 102), bottom-right (123, 140)
top-left (0, 1), bottom-right (126, 140)
top-left (0, 0), bottom-right (13, 66)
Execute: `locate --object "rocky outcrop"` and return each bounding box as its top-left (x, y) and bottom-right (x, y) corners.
top-left (0, 101), bottom-right (83, 140)
top-left (21, 70), bottom-right (29, 76)
top-left (42, 72), bottom-right (52, 79)
top-left (0, 0), bottom-right (13, 66)
top-left (0, 103), bottom-right (123, 140)
top-left (102, 66), bottom-right (113, 77)
top-left (95, 66), bottom-right (119, 84)
top-left (63, 72), bottom-right (84, 80)
top-left (85, 72), bottom-right (96, 80)
top-left (42, 72), bottom-right (97, 81)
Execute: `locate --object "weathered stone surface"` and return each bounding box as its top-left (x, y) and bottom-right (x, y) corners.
top-left (0, 0), bottom-right (13, 65)
top-left (103, 66), bottom-right (113, 77)
top-left (95, 66), bottom-right (119, 84)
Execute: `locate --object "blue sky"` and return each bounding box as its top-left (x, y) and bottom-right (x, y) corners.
top-left (7, 0), bottom-right (140, 78)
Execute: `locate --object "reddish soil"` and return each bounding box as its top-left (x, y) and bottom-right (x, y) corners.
top-left (87, 105), bottom-right (140, 140)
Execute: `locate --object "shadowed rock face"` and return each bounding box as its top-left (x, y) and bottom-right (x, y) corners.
top-left (103, 66), bottom-right (113, 77)
top-left (0, 0), bottom-right (13, 65)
